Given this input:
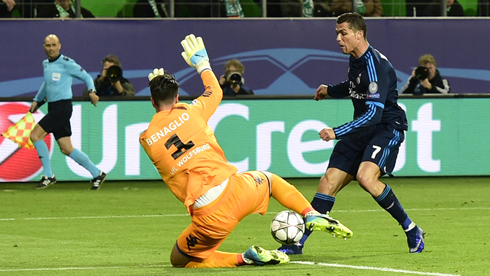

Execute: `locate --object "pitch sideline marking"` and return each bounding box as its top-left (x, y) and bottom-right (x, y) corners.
top-left (292, 261), bottom-right (462, 276)
top-left (0, 262), bottom-right (462, 275)
top-left (0, 206), bottom-right (489, 221)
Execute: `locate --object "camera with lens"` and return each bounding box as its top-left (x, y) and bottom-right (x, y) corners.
top-left (106, 65), bottom-right (123, 82)
top-left (225, 72), bottom-right (243, 86)
top-left (414, 66), bottom-right (429, 80)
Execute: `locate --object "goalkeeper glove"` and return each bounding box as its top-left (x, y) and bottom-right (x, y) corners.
top-left (148, 68), bottom-right (165, 81)
top-left (181, 34), bottom-right (211, 74)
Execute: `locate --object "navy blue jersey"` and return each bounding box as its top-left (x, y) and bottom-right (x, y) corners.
top-left (327, 45), bottom-right (408, 138)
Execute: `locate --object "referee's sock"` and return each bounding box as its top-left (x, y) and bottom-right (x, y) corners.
top-left (33, 140), bottom-right (53, 177)
top-left (69, 148), bottom-right (100, 178)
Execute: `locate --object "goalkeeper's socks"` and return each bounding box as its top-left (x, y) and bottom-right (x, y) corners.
top-left (300, 193), bottom-right (336, 245)
top-left (33, 140), bottom-right (53, 177)
top-left (374, 184), bottom-right (413, 229)
top-left (68, 148), bottom-right (100, 178)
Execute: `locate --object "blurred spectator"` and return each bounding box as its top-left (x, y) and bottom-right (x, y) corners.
top-left (85, 55), bottom-right (135, 97)
top-left (331, 0), bottom-right (383, 16)
top-left (183, 0), bottom-right (226, 17)
top-left (401, 54), bottom-right (450, 95)
top-left (0, 0), bottom-right (16, 17)
top-left (423, 0), bottom-right (465, 16)
top-left (133, 0), bottom-right (168, 17)
top-left (37, 0), bottom-right (94, 18)
top-left (219, 59), bottom-right (254, 96)
top-left (479, 0), bottom-right (490, 15)
top-left (406, 0), bottom-right (428, 16)
top-left (13, 0), bottom-right (50, 17)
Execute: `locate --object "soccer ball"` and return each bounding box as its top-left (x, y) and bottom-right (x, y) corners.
top-left (270, 210), bottom-right (305, 245)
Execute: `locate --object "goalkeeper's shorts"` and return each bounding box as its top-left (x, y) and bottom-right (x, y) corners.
top-left (176, 171), bottom-right (271, 260)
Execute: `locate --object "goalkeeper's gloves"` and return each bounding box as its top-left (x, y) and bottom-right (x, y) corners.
top-left (181, 34), bottom-right (211, 74)
top-left (148, 68), bottom-right (165, 81)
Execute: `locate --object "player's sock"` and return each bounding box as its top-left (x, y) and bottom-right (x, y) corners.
top-left (311, 192), bottom-right (336, 214)
top-left (300, 193), bottom-right (336, 244)
top-left (270, 174), bottom-right (314, 216)
top-left (33, 140), bottom-right (53, 177)
top-left (374, 184), bottom-right (413, 230)
top-left (68, 148), bottom-right (101, 178)
top-left (184, 251), bottom-right (239, 268)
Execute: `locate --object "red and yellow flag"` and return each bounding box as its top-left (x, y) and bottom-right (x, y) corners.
top-left (1, 112), bottom-right (36, 150)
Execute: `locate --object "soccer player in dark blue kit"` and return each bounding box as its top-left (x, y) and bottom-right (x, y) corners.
top-left (28, 34), bottom-right (107, 190)
top-left (279, 12), bottom-right (425, 254)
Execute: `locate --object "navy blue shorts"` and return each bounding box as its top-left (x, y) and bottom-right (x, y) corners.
top-left (38, 99), bottom-right (73, 140)
top-left (327, 124), bottom-right (404, 176)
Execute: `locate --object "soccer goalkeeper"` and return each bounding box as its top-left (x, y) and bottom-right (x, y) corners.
top-left (139, 34), bottom-right (353, 268)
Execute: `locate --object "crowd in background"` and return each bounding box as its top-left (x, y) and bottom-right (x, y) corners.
top-left (3, 0), bottom-right (490, 18)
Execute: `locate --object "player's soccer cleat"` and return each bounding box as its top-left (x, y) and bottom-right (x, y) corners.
top-left (305, 213), bottom-right (353, 239)
top-left (277, 243), bottom-right (303, 255)
top-left (90, 172), bottom-right (107, 190)
top-left (406, 225), bottom-right (425, 253)
top-left (242, 245), bottom-right (290, 266)
top-left (35, 175), bottom-right (57, 190)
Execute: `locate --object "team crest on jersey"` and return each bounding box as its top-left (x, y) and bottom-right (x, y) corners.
top-left (368, 82), bottom-right (378, 93)
top-left (52, 72), bottom-right (61, 81)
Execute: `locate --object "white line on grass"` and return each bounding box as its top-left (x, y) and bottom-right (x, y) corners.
top-left (0, 262), bottom-right (461, 275)
top-left (0, 206), bottom-right (488, 221)
top-left (292, 261), bottom-right (462, 276)
top-left (0, 264), bottom-right (169, 272)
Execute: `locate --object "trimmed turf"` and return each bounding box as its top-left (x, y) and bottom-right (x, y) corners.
top-left (1, 177), bottom-right (489, 275)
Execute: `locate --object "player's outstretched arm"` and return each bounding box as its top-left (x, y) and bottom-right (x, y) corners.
top-left (181, 34), bottom-right (211, 74)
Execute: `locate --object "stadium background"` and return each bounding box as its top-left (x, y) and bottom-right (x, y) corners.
top-left (1, 18), bottom-right (489, 182)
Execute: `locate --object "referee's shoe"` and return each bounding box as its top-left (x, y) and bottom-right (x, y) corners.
top-left (90, 172), bottom-right (107, 190)
top-left (35, 175), bottom-right (57, 189)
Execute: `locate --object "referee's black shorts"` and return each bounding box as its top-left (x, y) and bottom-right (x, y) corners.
top-left (38, 99), bottom-right (73, 140)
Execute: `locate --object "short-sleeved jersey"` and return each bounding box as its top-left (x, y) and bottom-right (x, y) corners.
top-left (140, 71), bottom-right (238, 213)
top-left (34, 54), bottom-right (95, 103)
top-left (327, 45), bottom-right (408, 138)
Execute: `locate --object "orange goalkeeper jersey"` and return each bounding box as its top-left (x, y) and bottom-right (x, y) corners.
top-left (140, 71), bottom-right (238, 213)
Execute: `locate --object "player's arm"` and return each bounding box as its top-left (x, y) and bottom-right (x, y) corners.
top-left (181, 34), bottom-right (222, 121)
top-left (316, 81), bottom-right (350, 100)
top-left (30, 82), bottom-right (47, 113)
top-left (332, 62), bottom-right (389, 139)
top-left (65, 59), bottom-right (99, 105)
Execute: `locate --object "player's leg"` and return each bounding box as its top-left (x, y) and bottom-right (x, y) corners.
top-left (172, 175), bottom-right (289, 268)
top-left (267, 172), bottom-right (352, 244)
top-left (57, 136), bottom-right (107, 190)
top-left (358, 126), bottom-right (424, 253)
top-left (279, 140), bottom-right (360, 254)
top-left (30, 122), bottom-right (56, 189)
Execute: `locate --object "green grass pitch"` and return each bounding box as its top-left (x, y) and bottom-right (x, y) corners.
top-left (1, 177), bottom-right (489, 276)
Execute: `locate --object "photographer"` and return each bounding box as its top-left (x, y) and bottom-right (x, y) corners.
top-left (219, 59), bottom-right (254, 96)
top-left (92, 55), bottom-right (135, 97)
top-left (401, 54), bottom-right (450, 95)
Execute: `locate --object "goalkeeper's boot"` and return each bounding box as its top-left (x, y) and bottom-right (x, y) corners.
top-left (305, 213), bottom-right (353, 239)
top-left (242, 245), bottom-right (290, 266)
top-left (277, 243), bottom-right (303, 255)
top-left (35, 175), bottom-right (57, 190)
top-left (406, 225), bottom-right (425, 253)
top-left (90, 172), bottom-right (107, 190)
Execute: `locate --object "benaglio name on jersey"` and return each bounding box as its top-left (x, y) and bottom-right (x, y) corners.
top-left (145, 113), bottom-right (190, 146)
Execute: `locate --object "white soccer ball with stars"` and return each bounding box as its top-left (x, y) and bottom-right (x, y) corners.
top-left (270, 210), bottom-right (305, 245)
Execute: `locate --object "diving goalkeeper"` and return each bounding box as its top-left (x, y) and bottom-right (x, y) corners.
top-left (139, 34), bottom-right (353, 268)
